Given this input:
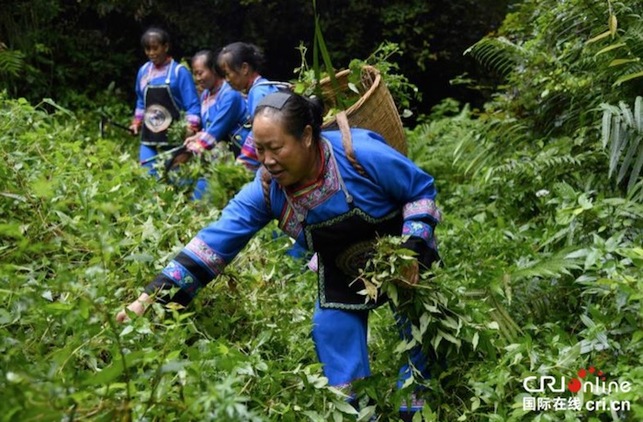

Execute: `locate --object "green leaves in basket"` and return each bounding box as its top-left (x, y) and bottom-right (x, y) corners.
top-left (312, 0), bottom-right (349, 110)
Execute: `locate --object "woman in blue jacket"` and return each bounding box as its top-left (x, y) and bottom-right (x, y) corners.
top-left (217, 42), bottom-right (288, 172)
top-left (183, 49), bottom-right (249, 199)
top-left (129, 27), bottom-right (201, 176)
top-left (118, 92), bottom-right (441, 419)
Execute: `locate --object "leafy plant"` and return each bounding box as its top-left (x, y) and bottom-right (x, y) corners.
top-left (600, 96), bottom-right (643, 192)
top-left (463, 36), bottom-right (527, 79)
top-left (348, 41), bottom-right (421, 114)
top-left (586, 3), bottom-right (643, 87)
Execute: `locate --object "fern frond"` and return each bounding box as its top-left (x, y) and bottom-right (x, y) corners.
top-left (464, 37), bottom-right (526, 78)
top-left (608, 115), bottom-right (624, 178)
top-left (617, 134), bottom-right (641, 184)
top-left (510, 250), bottom-right (582, 281)
top-left (627, 142), bottom-right (643, 192)
top-left (0, 49), bottom-right (25, 76)
top-left (600, 96), bottom-right (643, 192)
top-left (488, 152), bottom-right (585, 180)
top-left (452, 118), bottom-right (533, 177)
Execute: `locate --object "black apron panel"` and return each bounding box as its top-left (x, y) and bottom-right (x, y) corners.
top-left (305, 208), bottom-right (403, 310)
top-left (142, 85), bottom-right (181, 145)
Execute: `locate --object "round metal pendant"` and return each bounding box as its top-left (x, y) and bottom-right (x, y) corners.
top-left (144, 104), bottom-right (173, 133)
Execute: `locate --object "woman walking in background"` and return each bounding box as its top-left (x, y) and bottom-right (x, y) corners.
top-left (217, 42), bottom-right (288, 172)
top-left (183, 49), bottom-right (250, 199)
top-left (129, 27), bottom-right (201, 176)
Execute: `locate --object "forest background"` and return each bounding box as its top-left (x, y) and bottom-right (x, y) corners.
top-left (1, 0), bottom-right (642, 421)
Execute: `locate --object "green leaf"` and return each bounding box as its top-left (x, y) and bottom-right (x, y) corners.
top-left (84, 360), bottom-right (124, 386)
top-left (635, 96), bottom-right (642, 131)
top-left (437, 329), bottom-right (461, 347)
top-left (594, 42), bottom-right (626, 56)
top-left (613, 71), bottom-right (643, 87)
top-left (487, 321), bottom-right (500, 330)
top-left (586, 29), bottom-right (611, 44)
top-left (333, 399), bottom-right (359, 415)
top-left (609, 58), bottom-right (640, 67)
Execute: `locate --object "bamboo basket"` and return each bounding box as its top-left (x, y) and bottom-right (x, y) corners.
top-left (319, 65), bottom-right (407, 155)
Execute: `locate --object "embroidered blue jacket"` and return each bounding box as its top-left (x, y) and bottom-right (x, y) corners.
top-left (196, 81), bottom-right (248, 149)
top-left (146, 128), bottom-right (441, 306)
top-left (132, 59), bottom-right (201, 130)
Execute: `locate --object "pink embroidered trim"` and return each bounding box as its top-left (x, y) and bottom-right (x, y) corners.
top-left (185, 237), bottom-right (226, 275)
top-left (403, 198), bottom-right (441, 223)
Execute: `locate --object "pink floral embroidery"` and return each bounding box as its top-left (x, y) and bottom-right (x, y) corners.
top-left (403, 199), bottom-right (441, 223)
top-left (185, 237), bottom-right (226, 275)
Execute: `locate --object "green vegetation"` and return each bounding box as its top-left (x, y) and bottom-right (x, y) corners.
top-left (1, 0), bottom-right (641, 421)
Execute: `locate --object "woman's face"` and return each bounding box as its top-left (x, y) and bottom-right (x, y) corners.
top-left (220, 54), bottom-right (249, 92)
top-left (252, 112), bottom-right (317, 188)
top-left (192, 56), bottom-right (217, 91)
top-left (144, 38), bottom-right (169, 66)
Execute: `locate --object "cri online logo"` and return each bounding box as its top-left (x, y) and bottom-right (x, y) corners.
top-left (568, 367), bottom-right (605, 393)
top-left (523, 366), bottom-right (631, 395)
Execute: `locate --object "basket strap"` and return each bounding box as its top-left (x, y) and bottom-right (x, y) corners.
top-left (336, 111), bottom-right (366, 177)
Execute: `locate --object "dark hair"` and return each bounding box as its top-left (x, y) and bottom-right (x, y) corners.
top-left (192, 49), bottom-right (224, 78)
top-left (218, 42), bottom-right (265, 73)
top-left (141, 27), bottom-right (170, 48)
top-left (254, 92), bottom-right (324, 142)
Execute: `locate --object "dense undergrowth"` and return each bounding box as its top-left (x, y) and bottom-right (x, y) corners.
top-left (2, 0), bottom-right (642, 421)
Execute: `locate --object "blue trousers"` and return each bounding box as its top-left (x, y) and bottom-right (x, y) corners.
top-left (311, 301), bottom-right (432, 387)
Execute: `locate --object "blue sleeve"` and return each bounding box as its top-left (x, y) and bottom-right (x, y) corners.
top-left (173, 65), bottom-right (201, 128)
top-left (237, 83), bottom-right (279, 171)
top-left (145, 176), bottom-right (273, 303)
top-left (133, 64), bottom-right (146, 117)
top-left (202, 89), bottom-right (247, 144)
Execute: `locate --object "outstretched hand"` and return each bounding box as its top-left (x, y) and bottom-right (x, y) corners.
top-left (116, 293), bottom-right (152, 323)
top-left (396, 258), bottom-right (419, 287)
top-left (129, 123), bottom-right (140, 136)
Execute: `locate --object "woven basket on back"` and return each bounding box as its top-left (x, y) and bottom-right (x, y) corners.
top-left (319, 65), bottom-right (407, 156)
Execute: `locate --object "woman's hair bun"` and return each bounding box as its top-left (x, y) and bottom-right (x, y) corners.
top-left (306, 95), bottom-right (324, 127)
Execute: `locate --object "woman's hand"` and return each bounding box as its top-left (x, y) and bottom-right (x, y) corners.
top-left (184, 134), bottom-right (206, 155)
top-left (129, 122), bottom-right (140, 135)
top-left (116, 293), bottom-right (152, 323)
top-left (396, 259), bottom-right (419, 287)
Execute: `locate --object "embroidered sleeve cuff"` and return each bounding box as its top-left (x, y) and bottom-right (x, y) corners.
top-left (186, 114), bottom-right (201, 130)
top-left (236, 154), bottom-right (261, 172)
top-left (133, 109), bottom-right (144, 123)
top-left (403, 220), bottom-right (437, 250)
top-left (183, 237), bottom-right (227, 276)
top-left (401, 235), bottom-right (440, 271)
top-left (159, 259), bottom-right (204, 298)
top-left (199, 132), bottom-right (216, 149)
top-left (237, 138), bottom-right (261, 171)
top-left (144, 239), bottom-right (227, 306)
top-left (403, 199), bottom-right (441, 227)
top-left (144, 274), bottom-right (194, 306)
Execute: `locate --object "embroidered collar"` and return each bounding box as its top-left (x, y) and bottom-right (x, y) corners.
top-left (277, 138), bottom-right (344, 237)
